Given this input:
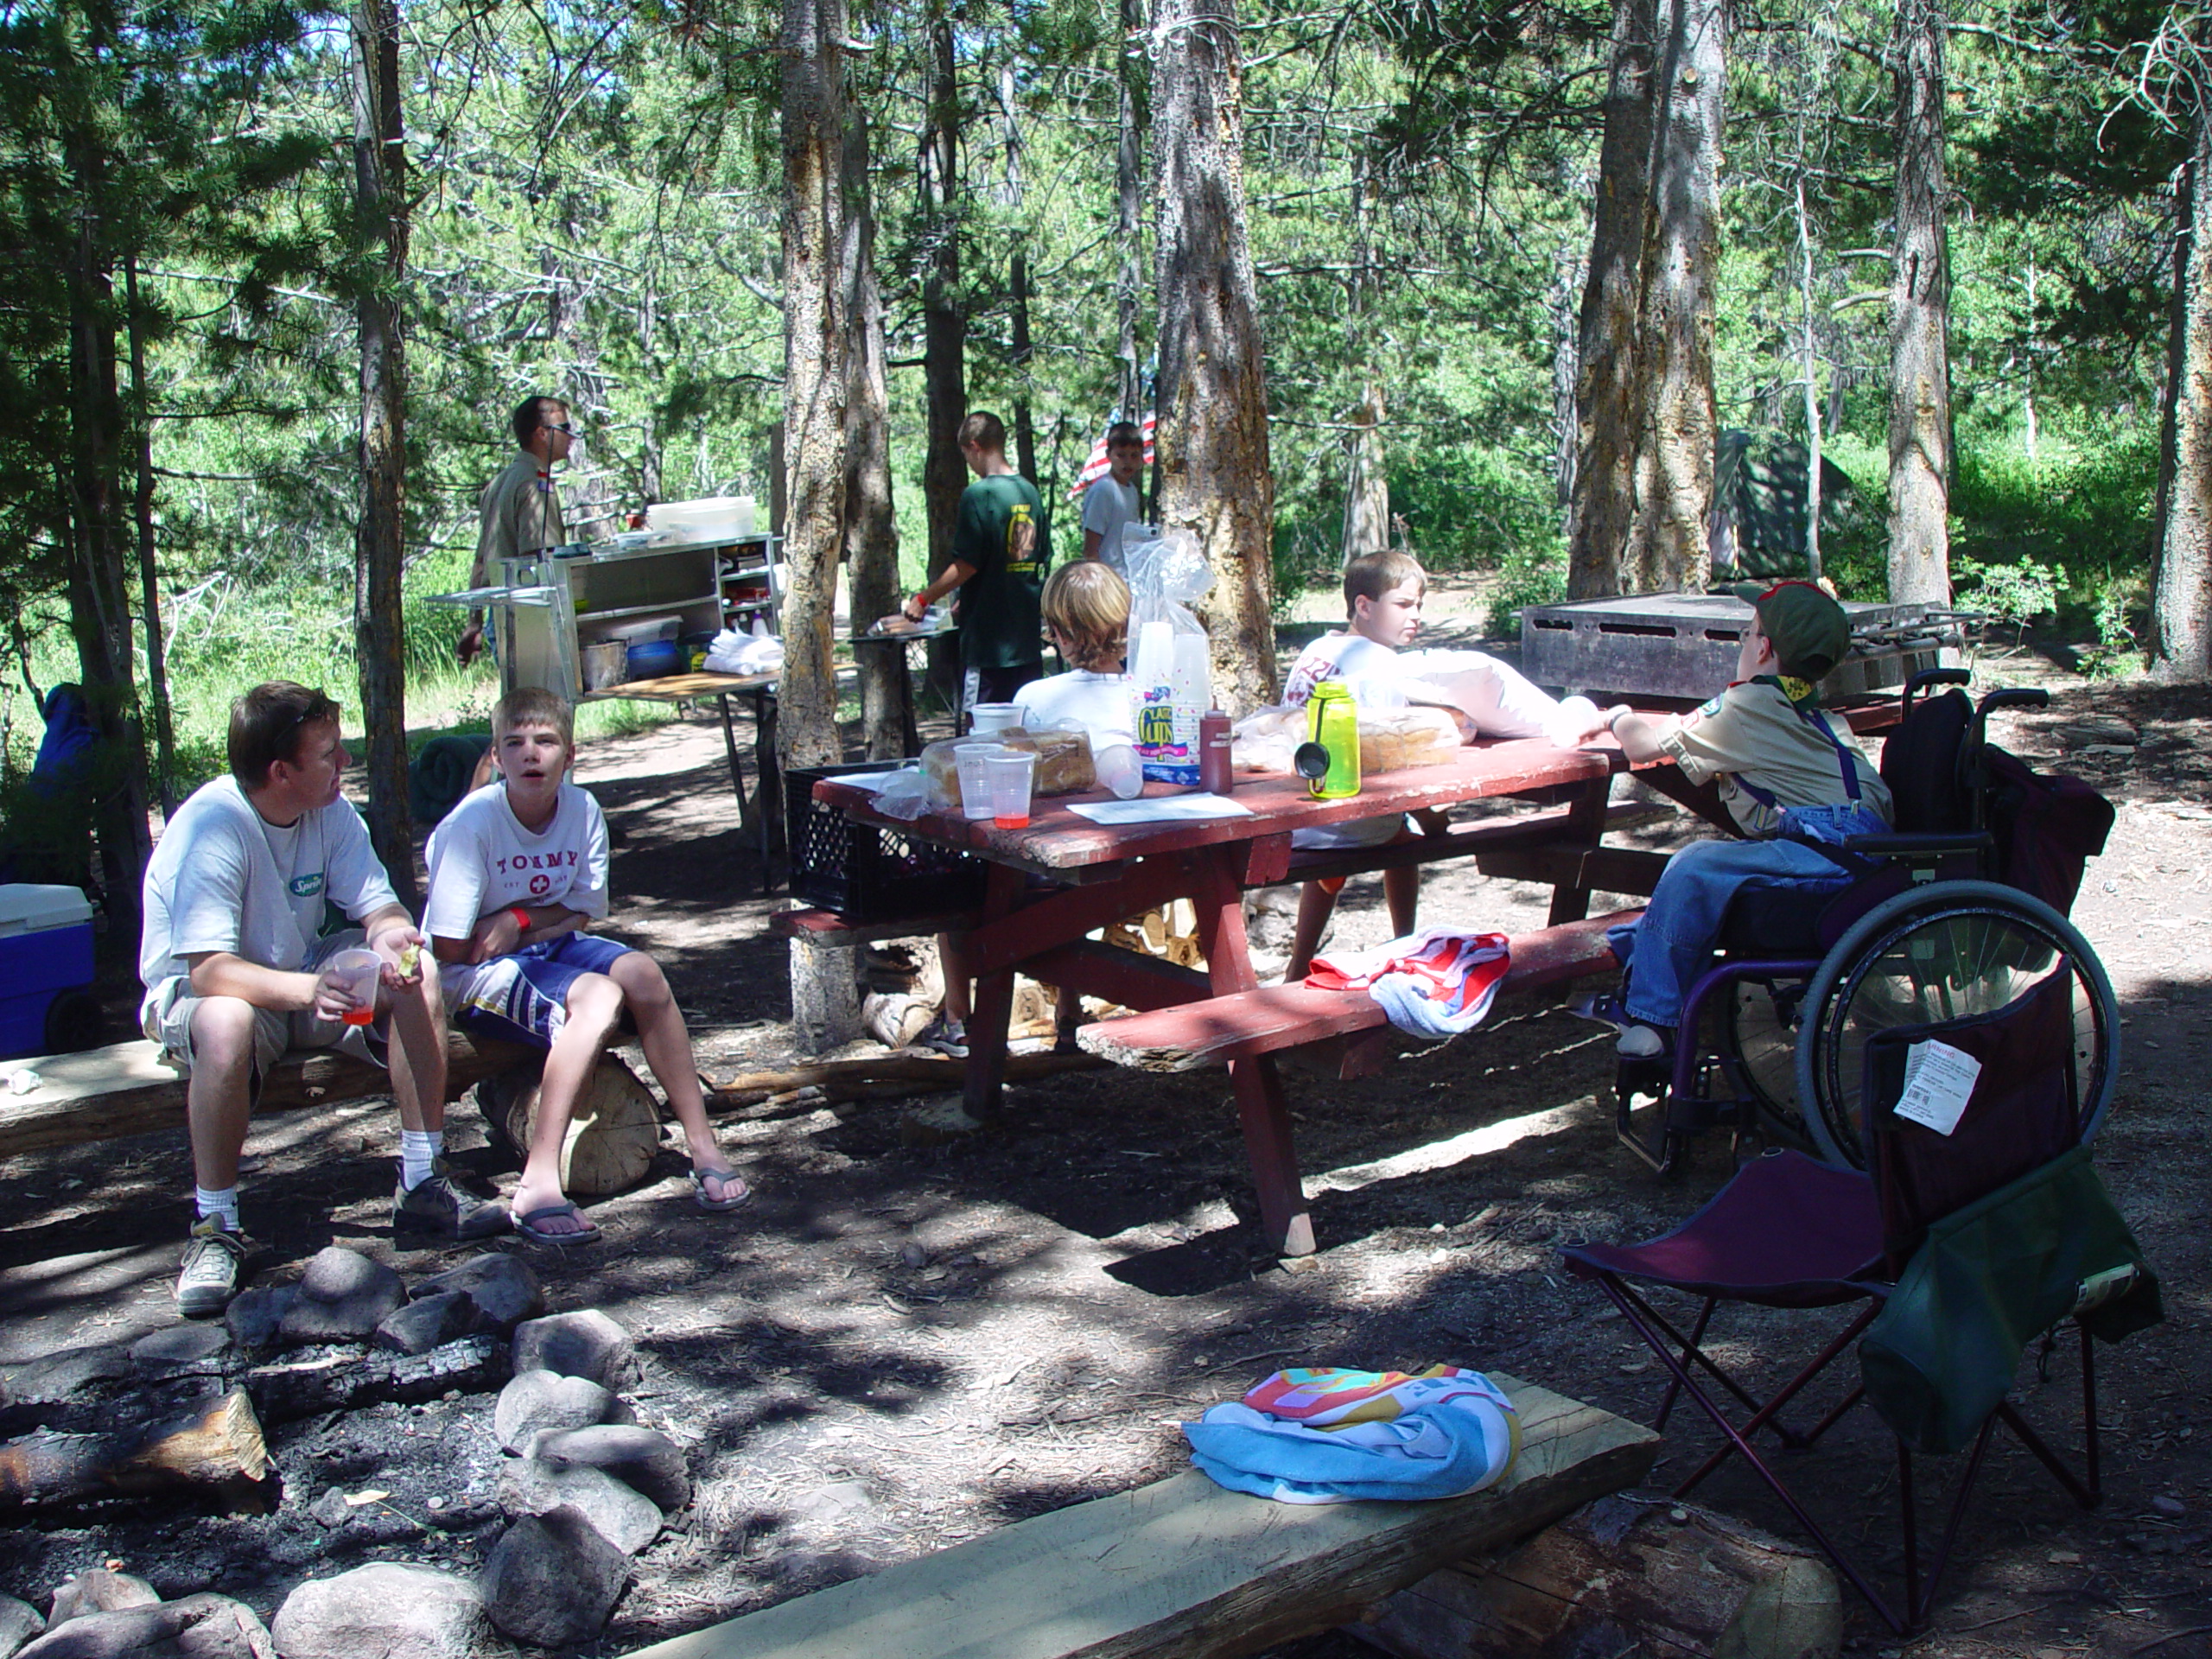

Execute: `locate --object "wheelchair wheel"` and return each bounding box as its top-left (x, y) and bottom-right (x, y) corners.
top-left (1717, 976), bottom-right (1815, 1152)
top-left (1794, 880), bottom-right (2120, 1168)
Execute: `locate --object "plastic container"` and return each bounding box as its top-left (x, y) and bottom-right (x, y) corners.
top-left (1306, 682), bottom-right (1361, 800)
top-left (1095, 742), bottom-right (1145, 800)
top-left (0, 885), bottom-right (95, 1060)
top-left (600, 614), bottom-right (682, 645)
top-left (785, 761), bottom-right (986, 922)
top-left (581, 641), bottom-right (629, 690)
top-left (646, 496), bottom-right (756, 543)
top-left (984, 750), bottom-right (1038, 830)
top-left (1198, 709), bottom-right (1233, 795)
top-left (323, 948), bottom-right (382, 1027)
top-left (624, 639), bottom-right (681, 680)
top-left (952, 741), bottom-right (1006, 821)
top-left (969, 703), bottom-right (1022, 735)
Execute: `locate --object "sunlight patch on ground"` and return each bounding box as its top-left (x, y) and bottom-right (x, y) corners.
top-left (1307, 1096), bottom-right (1600, 1197)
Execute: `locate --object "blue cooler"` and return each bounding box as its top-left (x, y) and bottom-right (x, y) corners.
top-left (0, 884), bottom-right (96, 1059)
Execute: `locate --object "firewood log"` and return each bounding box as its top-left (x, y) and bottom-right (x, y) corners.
top-left (480, 1056), bottom-right (664, 1196)
top-left (244, 1336), bottom-right (505, 1424)
top-left (0, 1389), bottom-right (267, 1511)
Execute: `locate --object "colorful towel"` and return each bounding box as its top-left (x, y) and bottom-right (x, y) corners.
top-left (1306, 928), bottom-right (1511, 1039)
top-left (1185, 1367), bottom-right (1519, 1505)
top-left (1243, 1364), bottom-right (1489, 1427)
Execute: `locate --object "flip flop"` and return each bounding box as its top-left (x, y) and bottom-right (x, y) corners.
top-left (514, 1201), bottom-right (601, 1244)
top-left (690, 1166), bottom-right (753, 1212)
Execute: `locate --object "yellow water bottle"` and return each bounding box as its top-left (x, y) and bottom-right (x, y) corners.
top-left (1306, 682), bottom-right (1361, 800)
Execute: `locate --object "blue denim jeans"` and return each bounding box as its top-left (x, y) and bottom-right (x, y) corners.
top-left (1610, 803), bottom-right (1889, 1031)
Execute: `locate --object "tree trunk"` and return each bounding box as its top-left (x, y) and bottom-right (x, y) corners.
top-left (842, 105), bottom-right (909, 758)
top-left (1886, 0), bottom-right (1953, 605)
top-left (1117, 0), bottom-right (1146, 422)
top-left (1567, 0), bottom-right (1657, 600)
top-left (779, 0), bottom-right (849, 770)
top-left (1625, 0), bottom-right (1725, 594)
top-left (1796, 175), bottom-right (1824, 583)
top-left (2153, 105), bottom-right (2212, 680)
top-left (920, 10), bottom-right (965, 703)
top-left (1152, 0), bottom-right (1277, 715)
top-left (123, 256), bottom-right (176, 816)
top-left (1551, 239), bottom-right (1583, 538)
top-left (1011, 252), bottom-right (1038, 484)
top-left (1341, 152), bottom-right (1389, 564)
top-left (61, 11), bottom-right (151, 930)
top-left (351, 0), bottom-right (416, 911)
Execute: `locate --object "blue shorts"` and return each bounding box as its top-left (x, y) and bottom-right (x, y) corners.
top-left (448, 933), bottom-right (634, 1049)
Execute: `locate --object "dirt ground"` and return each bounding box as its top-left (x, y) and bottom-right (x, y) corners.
top-left (3, 626), bottom-right (2210, 1659)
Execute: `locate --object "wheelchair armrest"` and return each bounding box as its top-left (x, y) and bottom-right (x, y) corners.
top-left (1977, 688), bottom-right (2049, 717)
top-left (1840, 830), bottom-right (1993, 859)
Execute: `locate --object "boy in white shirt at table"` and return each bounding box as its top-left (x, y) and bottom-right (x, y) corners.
top-left (423, 688), bottom-right (749, 1243)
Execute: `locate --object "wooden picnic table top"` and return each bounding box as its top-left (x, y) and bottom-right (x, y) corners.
top-left (811, 699), bottom-right (1900, 876)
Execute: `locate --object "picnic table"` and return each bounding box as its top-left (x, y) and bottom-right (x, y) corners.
top-left (809, 704), bottom-right (1901, 1258)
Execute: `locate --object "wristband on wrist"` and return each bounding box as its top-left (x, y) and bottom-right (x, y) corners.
top-left (1606, 708), bottom-right (1629, 734)
top-left (509, 906), bottom-right (531, 933)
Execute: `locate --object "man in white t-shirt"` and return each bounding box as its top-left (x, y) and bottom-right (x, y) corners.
top-left (424, 687), bottom-right (747, 1243)
top-left (140, 682), bottom-right (503, 1318)
top-left (1079, 420), bottom-right (1144, 568)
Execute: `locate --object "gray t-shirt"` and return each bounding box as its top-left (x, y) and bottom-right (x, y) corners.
top-left (139, 776), bottom-right (399, 1020)
top-left (1080, 476), bottom-right (1141, 568)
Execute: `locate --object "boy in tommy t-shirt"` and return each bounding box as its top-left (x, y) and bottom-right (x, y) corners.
top-left (424, 687), bottom-right (748, 1242)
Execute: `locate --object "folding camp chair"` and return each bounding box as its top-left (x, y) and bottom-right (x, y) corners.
top-left (1563, 956), bottom-right (2159, 1632)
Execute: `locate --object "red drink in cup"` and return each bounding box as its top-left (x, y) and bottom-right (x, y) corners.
top-left (326, 947), bottom-right (383, 1027)
top-left (984, 750), bottom-right (1037, 831)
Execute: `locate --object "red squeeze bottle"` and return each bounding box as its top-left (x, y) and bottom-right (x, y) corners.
top-left (1199, 709), bottom-right (1233, 794)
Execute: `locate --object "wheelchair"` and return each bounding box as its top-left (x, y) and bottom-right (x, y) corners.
top-left (1615, 669), bottom-right (2121, 1176)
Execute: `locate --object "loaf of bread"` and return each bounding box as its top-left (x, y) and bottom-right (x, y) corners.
top-left (1358, 706), bottom-right (1462, 772)
top-left (918, 726), bottom-right (1096, 810)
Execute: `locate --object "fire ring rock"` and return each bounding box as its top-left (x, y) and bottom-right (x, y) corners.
top-left (16, 1593), bottom-right (273, 1659)
top-left (479, 1505), bottom-right (631, 1649)
top-left (46, 1573), bottom-right (157, 1629)
top-left (277, 1248), bottom-right (406, 1346)
top-left (522, 1424), bottom-right (690, 1510)
top-left (493, 1370), bottom-right (631, 1452)
top-left (407, 1254), bottom-right (544, 1338)
top-left (497, 1459), bottom-right (663, 1555)
top-left (270, 1562), bottom-right (487, 1659)
top-left (508, 1309), bottom-right (639, 1390)
top-left (0, 1596), bottom-right (44, 1659)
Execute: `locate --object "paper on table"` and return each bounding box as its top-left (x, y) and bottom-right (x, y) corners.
top-left (824, 770), bottom-right (902, 793)
top-left (1065, 793), bottom-right (1255, 825)
top-left (1892, 1039), bottom-right (1982, 1136)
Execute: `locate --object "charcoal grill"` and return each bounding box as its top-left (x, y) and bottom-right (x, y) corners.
top-left (1519, 593), bottom-right (1966, 703)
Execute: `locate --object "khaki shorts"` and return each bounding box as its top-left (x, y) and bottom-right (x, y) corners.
top-left (143, 930), bottom-right (385, 1098)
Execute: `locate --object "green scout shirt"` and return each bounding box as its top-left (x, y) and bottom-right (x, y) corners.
top-left (952, 474), bottom-right (1050, 670)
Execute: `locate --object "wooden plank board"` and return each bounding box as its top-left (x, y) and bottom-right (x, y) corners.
top-left (769, 906), bottom-right (983, 943)
top-left (1078, 911), bottom-right (1642, 1073)
top-left (0, 1032), bottom-right (532, 1160)
top-left (622, 1376), bottom-right (1658, 1659)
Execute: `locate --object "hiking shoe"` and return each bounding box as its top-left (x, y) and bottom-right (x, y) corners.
top-left (393, 1159), bottom-right (512, 1241)
top-left (916, 1017), bottom-right (968, 1058)
top-left (175, 1217), bottom-right (255, 1318)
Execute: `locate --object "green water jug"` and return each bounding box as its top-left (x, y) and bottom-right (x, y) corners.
top-left (1306, 682), bottom-right (1361, 800)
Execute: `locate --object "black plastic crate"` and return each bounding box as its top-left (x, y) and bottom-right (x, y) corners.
top-left (784, 760), bottom-right (987, 922)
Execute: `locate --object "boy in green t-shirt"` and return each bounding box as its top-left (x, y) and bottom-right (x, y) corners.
top-left (897, 411), bottom-right (1050, 716)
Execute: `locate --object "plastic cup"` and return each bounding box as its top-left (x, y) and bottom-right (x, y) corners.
top-left (1095, 742), bottom-right (1144, 801)
top-left (953, 741), bottom-right (1006, 821)
top-left (325, 947), bottom-right (382, 1027)
top-left (984, 750), bottom-right (1038, 830)
top-left (969, 702), bottom-right (1022, 735)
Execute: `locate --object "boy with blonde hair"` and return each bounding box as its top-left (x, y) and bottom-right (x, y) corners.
top-left (424, 688), bottom-right (748, 1241)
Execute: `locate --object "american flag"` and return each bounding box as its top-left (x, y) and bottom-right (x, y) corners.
top-left (1067, 413), bottom-right (1156, 499)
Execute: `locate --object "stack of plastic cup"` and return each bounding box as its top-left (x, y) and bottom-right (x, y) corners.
top-left (1095, 742), bottom-right (1145, 800)
top-left (952, 741), bottom-right (1006, 821)
top-left (983, 750), bottom-right (1039, 830)
top-left (326, 947), bottom-right (383, 1027)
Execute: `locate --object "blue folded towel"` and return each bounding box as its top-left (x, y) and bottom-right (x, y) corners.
top-left (1183, 1371), bottom-right (1519, 1505)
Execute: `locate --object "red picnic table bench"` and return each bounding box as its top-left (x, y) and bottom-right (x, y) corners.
top-left (804, 705), bottom-right (1902, 1258)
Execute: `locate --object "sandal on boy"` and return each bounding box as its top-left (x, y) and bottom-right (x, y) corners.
top-left (514, 1200), bottom-right (601, 1244)
top-left (690, 1166), bottom-right (753, 1212)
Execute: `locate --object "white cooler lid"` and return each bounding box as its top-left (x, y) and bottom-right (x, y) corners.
top-left (0, 883), bottom-right (94, 936)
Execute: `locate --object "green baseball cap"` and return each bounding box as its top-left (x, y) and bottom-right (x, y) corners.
top-left (1726, 580), bottom-right (1851, 678)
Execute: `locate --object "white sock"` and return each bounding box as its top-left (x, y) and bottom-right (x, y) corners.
top-left (1618, 1025), bottom-right (1668, 1059)
top-left (195, 1186), bottom-right (240, 1230)
top-left (400, 1128), bottom-right (443, 1191)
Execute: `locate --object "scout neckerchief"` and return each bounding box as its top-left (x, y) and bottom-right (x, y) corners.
top-left (1728, 673), bottom-right (1863, 811)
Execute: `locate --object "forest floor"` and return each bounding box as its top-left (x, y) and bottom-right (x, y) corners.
top-left (4, 609), bottom-right (2211, 1659)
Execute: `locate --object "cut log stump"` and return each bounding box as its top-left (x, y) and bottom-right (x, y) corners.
top-left (1352, 1494), bottom-right (1840, 1659)
top-left (620, 1374), bottom-right (1656, 1659)
top-left (480, 1057), bottom-right (664, 1197)
top-left (0, 1389), bottom-right (269, 1512)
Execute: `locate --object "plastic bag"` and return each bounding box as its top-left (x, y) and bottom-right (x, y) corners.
top-left (706, 616), bottom-right (784, 676)
top-left (1123, 530), bottom-right (1212, 786)
top-left (871, 766), bottom-right (931, 822)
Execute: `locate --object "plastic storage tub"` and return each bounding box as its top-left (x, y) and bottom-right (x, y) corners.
top-left (646, 497), bottom-right (756, 543)
top-left (0, 884), bottom-right (96, 1058)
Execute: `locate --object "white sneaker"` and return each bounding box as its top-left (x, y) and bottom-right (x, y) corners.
top-left (175, 1217), bottom-right (255, 1318)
